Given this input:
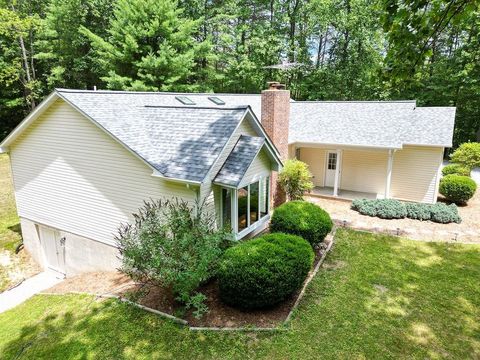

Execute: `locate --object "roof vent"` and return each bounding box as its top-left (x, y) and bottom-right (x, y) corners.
top-left (175, 96), bottom-right (196, 105)
top-left (208, 96), bottom-right (225, 105)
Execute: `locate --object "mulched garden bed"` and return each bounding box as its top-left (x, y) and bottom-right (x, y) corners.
top-left (44, 242), bottom-right (330, 328)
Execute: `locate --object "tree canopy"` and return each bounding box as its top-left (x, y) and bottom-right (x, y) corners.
top-left (1, 0), bottom-right (479, 148)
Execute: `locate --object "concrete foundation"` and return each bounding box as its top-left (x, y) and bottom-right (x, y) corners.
top-left (20, 218), bottom-right (122, 277)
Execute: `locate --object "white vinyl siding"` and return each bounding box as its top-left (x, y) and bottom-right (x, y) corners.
top-left (340, 149), bottom-right (388, 195)
top-left (297, 147), bottom-right (326, 186)
top-left (9, 99), bottom-right (196, 246)
top-left (391, 145), bottom-right (443, 203)
top-left (239, 149), bottom-right (271, 188)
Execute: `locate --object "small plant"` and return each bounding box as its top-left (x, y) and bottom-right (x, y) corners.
top-left (278, 159), bottom-right (314, 200)
top-left (351, 199), bottom-right (406, 219)
top-left (218, 233), bottom-right (314, 309)
top-left (352, 198), bottom-right (461, 223)
top-left (450, 142), bottom-right (480, 171)
top-left (439, 174), bottom-right (477, 204)
top-left (270, 201), bottom-right (333, 247)
top-left (116, 198), bottom-right (230, 318)
top-left (442, 164), bottom-right (471, 177)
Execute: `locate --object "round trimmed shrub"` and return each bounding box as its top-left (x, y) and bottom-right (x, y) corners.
top-left (439, 174), bottom-right (477, 204)
top-left (442, 164), bottom-right (471, 177)
top-left (218, 233), bottom-right (314, 309)
top-left (270, 201), bottom-right (333, 247)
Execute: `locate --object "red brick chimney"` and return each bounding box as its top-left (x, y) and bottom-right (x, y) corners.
top-left (261, 81), bottom-right (290, 207)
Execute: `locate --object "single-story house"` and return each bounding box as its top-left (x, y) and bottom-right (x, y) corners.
top-left (0, 83), bottom-right (456, 276)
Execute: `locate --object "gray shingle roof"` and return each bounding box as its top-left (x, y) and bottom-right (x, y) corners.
top-left (57, 89), bottom-right (251, 183)
top-left (289, 101), bottom-right (456, 148)
top-left (214, 135), bottom-right (265, 187)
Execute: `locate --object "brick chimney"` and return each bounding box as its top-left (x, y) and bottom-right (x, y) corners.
top-left (261, 81), bottom-right (290, 207)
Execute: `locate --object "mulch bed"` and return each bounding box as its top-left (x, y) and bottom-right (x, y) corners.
top-left (44, 245), bottom-right (328, 328)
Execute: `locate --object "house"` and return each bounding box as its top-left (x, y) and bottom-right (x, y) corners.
top-left (0, 83), bottom-right (456, 276)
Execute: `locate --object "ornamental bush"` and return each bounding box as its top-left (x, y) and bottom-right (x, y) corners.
top-left (270, 201), bottom-right (333, 247)
top-left (218, 233), bottom-right (314, 309)
top-left (351, 198), bottom-right (461, 224)
top-left (405, 202), bottom-right (431, 221)
top-left (439, 174), bottom-right (477, 204)
top-left (351, 199), bottom-right (406, 219)
top-left (430, 203), bottom-right (461, 224)
top-left (442, 164), bottom-right (471, 177)
top-left (450, 142), bottom-right (480, 170)
top-left (116, 198), bottom-right (229, 318)
top-left (278, 159), bottom-right (314, 200)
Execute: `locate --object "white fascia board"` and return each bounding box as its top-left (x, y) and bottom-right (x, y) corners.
top-left (0, 92), bottom-right (60, 150)
top-left (290, 141), bottom-right (402, 151)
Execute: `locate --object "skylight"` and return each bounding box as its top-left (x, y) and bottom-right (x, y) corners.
top-left (175, 96), bottom-right (196, 105)
top-left (208, 96), bottom-right (225, 105)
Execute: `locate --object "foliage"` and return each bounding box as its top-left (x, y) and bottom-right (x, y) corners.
top-left (80, 0), bottom-right (209, 91)
top-left (351, 198), bottom-right (407, 219)
top-left (450, 143), bottom-right (480, 170)
top-left (352, 198), bottom-right (461, 224)
top-left (278, 159), bottom-right (314, 200)
top-left (1, 230), bottom-right (480, 358)
top-left (439, 174), bottom-right (477, 204)
top-left (430, 203), bottom-right (461, 224)
top-left (442, 164), bottom-right (471, 177)
top-left (270, 200), bottom-right (332, 247)
top-left (115, 198), bottom-right (229, 318)
top-left (218, 233), bottom-right (314, 309)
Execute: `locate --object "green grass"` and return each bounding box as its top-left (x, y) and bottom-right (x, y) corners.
top-left (0, 229), bottom-right (479, 359)
top-left (0, 153), bottom-right (21, 252)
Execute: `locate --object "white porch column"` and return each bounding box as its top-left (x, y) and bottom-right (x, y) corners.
top-left (385, 149), bottom-right (394, 198)
top-left (333, 149), bottom-right (342, 197)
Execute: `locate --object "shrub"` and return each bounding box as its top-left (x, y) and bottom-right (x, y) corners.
top-left (351, 199), bottom-right (407, 219)
top-left (442, 164), bottom-right (471, 177)
top-left (116, 198), bottom-right (230, 318)
top-left (405, 202), bottom-right (431, 221)
top-left (278, 159), bottom-right (314, 200)
top-left (270, 201), bottom-right (333, 246)
top-left (352, 198), bottom-right (461, 224)
top-left (439, 174), bottom-right (477, 204)
top-left (430, 203), bottom-right (461, 224)
top-left (218, 233), bottom-right (314, 309)
top-left (450, 142), bottom-right (480, 170)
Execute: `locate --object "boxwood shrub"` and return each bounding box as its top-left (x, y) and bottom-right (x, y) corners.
top-left (218, 233), bottom-right (314, 309)
top-left (351, 199), bottom-right (461, 224)
top-left (270, 201), bottom-right (333, 247)
top-left (442, 164), bottom-right (471, 177)
top-left (351, 199), bottom-right (406, 219)
top-left (439, 174), bottom-right (477, 204)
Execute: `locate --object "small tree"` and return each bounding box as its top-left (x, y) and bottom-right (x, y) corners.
top-left (278, 159), bottom-right (314, 200)
top-left (116, 198), bottom-right (229, 318)
top-left (450, 142), bottom-right (480, 171)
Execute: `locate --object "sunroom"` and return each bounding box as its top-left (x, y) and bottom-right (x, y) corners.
top-left (213, 135), bottom-right (282, 239)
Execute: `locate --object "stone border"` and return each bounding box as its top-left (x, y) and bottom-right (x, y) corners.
top-left (39, 230), bottom-right (336, 332)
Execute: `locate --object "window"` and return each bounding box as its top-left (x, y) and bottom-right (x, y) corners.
top-left (328, 152), bottom-right (337, 170)
top-left (259, 177), bottom-right (270, 218)
top-left (237, 187), bottom-right (248, 231)
top-left (175, 96), bottom-right (196, 105)
top-left (208, 96), bottom-right (225, 105)
top-left (295, 147), bottom-right (301, 160)
top-left (221, 188), bottom-right (232, 230)
top-left (250, 182), bottom-right (259, 224)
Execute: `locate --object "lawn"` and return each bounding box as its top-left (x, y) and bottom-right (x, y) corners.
top-left (0, 229), bottom-right (478, 359)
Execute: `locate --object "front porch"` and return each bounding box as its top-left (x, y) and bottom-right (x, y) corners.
top-left (310, 186), bottom-right (381, 201)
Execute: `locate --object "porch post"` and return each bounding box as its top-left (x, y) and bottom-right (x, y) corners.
top-left (385, 149), bottom-right (394, 198)
top-left (333, 149), bottom-right (342, 197)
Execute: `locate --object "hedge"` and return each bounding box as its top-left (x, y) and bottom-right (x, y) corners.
top-left (218, 233), bottom-right (314, 309)
top-left (442, 164), bottom-right (471, 177)
top-left (351, 198), bottom-right (461, 224)
top-left (270, 200), bottom-right (333, 247)
top-left (439, 174), bottom-right (477, 204)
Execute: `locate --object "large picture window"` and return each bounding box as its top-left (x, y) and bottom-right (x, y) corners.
top-left (259, 177), bottom-right (270, 218)
top-left (221, 188), bottom-right (231, 230)
top-left (237, 187), bottom-right (248, 232)
top-left (250, 181), bottom-right (259, 224)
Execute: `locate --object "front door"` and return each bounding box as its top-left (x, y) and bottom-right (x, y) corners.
top-left (325, 151), bottom-right (337, 187)
top-left (39, 226), bottom-right (66, 275)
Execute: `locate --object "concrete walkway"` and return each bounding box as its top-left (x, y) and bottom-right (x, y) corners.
top-left (0, 271), bottom-right (63, 313)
